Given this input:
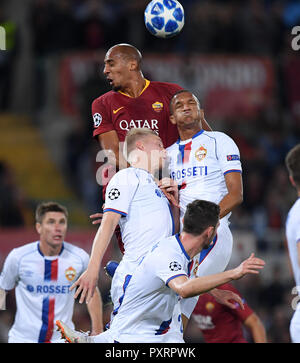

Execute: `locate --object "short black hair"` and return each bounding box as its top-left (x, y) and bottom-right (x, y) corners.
top-left (183, 200), bottom-right (220, 236)
top-left (35, 202), bottom-right (68, 223)
top-left (285, 144), bottom-right (300, 188)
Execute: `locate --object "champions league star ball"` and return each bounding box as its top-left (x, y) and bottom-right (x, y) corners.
top-left (144, 0), bottom-right (185, 38)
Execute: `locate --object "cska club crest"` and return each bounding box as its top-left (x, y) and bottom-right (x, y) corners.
top-left (195, 146), bottom-right (207, 162)
top-left (65, 266), bottom-right (76, 282)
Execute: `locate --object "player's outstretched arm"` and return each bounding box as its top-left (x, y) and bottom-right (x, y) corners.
top-left (244, 312), bottom-right (267, 343)
top-left (219, 172), bottom-right (243, 219)
top-left (71, 211), bottom-right (121, 304)
top-left (169, 253), bottom-right (265, 299)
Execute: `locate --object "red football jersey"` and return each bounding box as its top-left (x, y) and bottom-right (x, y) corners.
top-left (92, 80), bottom-right (182, 148)
top-left (191, 283), bottom-right (253, 343)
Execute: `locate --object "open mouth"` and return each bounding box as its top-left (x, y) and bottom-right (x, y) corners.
top-left (106, 78), bottom-right (113, 85)
top-left (53, 235), bottom-right (62, 241)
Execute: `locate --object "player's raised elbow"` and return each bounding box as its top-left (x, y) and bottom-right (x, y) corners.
top-left (176, 286), bottom-right (194, 299)
top-left (235, 190), bottom-right (243, 206)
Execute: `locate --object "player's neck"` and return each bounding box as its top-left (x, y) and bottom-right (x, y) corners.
top-left (179, 232), bottom-right (207, 259)
top-left (179, 126), bottom-right (202, 141)
top-left (120, 74), bottom-right (146, 98)
top-left (39, 240), bottom-right (63, 257)
top-left (178, 128), bottom-right (201, 141)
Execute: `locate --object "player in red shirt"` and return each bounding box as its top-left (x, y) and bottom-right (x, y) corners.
top-left (90, 44), bottom-right (212, 250)
top-left (92, 43), bottom-right (212, 164)
top-left (190, 283), bottom-right (267, 343)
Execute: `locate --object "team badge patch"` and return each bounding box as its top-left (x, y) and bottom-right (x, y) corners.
top-left (65, 266), bottom-right (76, 282)
top-left (205, 302), bottom-right (215, 312)
top-left (195, 146), bottom-right (207, 162)
top-left (193, 260), bottom-right (199, 277)
top-left (227, 154), bottom-right (240, 161)
top-left (108, 188), bottom-right (120, 200)
top-left (169, 261), bottom-right (182, 271)
top-left (152, 101), bottom-right (163, 112)
top-left (93, 113), bottom-right (102, 127)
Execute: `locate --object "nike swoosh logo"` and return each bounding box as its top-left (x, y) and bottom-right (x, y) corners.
top-left (113, 107), bottom-right (124, 114)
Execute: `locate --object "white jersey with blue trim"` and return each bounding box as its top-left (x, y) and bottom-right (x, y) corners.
top-left (167, 130), bottom-right (242, 222)
top-left (103, 167), bottom-right (174, 265)
top-left (286, 198), bottom-right (300, 288)
top-left (106, 234), bottom-right (190, 343)
top-left (0, 241), bottom-right (89, 343)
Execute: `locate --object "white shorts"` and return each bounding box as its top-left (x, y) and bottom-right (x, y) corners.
top-left (169, 218), bottom-right (233, 341)
top-left (290, 306), bottom-right (300, 343)
top-left (110, 259), bottom-right (135, 319)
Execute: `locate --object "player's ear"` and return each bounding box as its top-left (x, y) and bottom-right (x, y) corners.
top-left (289, 175), bottom-right (296, 187)
top-left (129, 60), bottom-right (138, 71)
top-left (35, 222), bottom-right (42, 235)
top-left (169, 114), bottom-right (177, 125)
top-left (135, 140), bottom-right (145, 151)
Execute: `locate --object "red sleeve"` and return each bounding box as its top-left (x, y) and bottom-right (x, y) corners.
top-left (220, 283), bottom-right (254, 322)
top-left (164, 83), bottom-right (183, 147)
top-left (92, 96), bottom-right (114, 138)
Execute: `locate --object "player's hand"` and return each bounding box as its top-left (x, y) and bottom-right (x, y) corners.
top-left (209, 288), bottom-right (244, 310)
top-left (70, 268), bottom-right (99, 304)
top-left (158, 178), bottom-right (179, 207)
top-left (90, 204), bottom-right (105, 225)
top-left (232, 253), bottom-right (265, 280)
top-left (90, 212), bottom-right (103, 225)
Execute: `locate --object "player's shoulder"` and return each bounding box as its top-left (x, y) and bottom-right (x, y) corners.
top-left (203, 130), bottom-right (231, 141)
top-left (150, 81), bottom-right (182, 93)
top-left (160, 234), bottom-right (188, 258)
top-left (287, 198), bottom-right (300, 224)
top-left (166, 140), bottom-right (179, 153)
top-left (114, 166), bottom-right (147, 179)
top-left (108, 167), bottom-right (141, 186)
top-left (92, 90), bottom-right (117, 105)
top-left (62, 242), bottom-right (89, 259)
top-left (7, 241), bottom-right (39, 260)
top-left (113, 167), bottom-right (139, 179)
top-left (203, 131), bottom-right (238, 147)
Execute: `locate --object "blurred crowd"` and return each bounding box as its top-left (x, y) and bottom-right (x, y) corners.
top-left (27, 0), bottom-right (300, 55)
top-left (0, 0), bottom-right (300, 343)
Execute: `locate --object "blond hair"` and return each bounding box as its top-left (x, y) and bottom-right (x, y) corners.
top-left (123, 128), bottom-right (158, 162)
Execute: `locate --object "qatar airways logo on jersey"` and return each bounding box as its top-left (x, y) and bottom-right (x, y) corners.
top-left (26, 284), bottom-right (71, 294)
top-left (119, 119), bottom-right (159, 132)
top-left (171, 166), bottom-right (208, 181)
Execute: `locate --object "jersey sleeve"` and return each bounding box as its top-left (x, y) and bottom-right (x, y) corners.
top-left (153, 247), bottom-right (188, 287)
top-left (216, 133), bottom-right (242, 176)
top-left (180, 296), bottom-right (199, 318)
top-left (92, 96), bottom-right (114, 138)
top-left (0, 249), bottom-right (20, 290)
top-left (103, 169), bottom-right (139, 216)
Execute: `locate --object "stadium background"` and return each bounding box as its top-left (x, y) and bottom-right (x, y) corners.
top-left (0, 0), bottom-right (299, 343)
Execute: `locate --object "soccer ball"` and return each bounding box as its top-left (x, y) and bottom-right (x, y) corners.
top-left (144, 0), bottom-right (185, 39)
